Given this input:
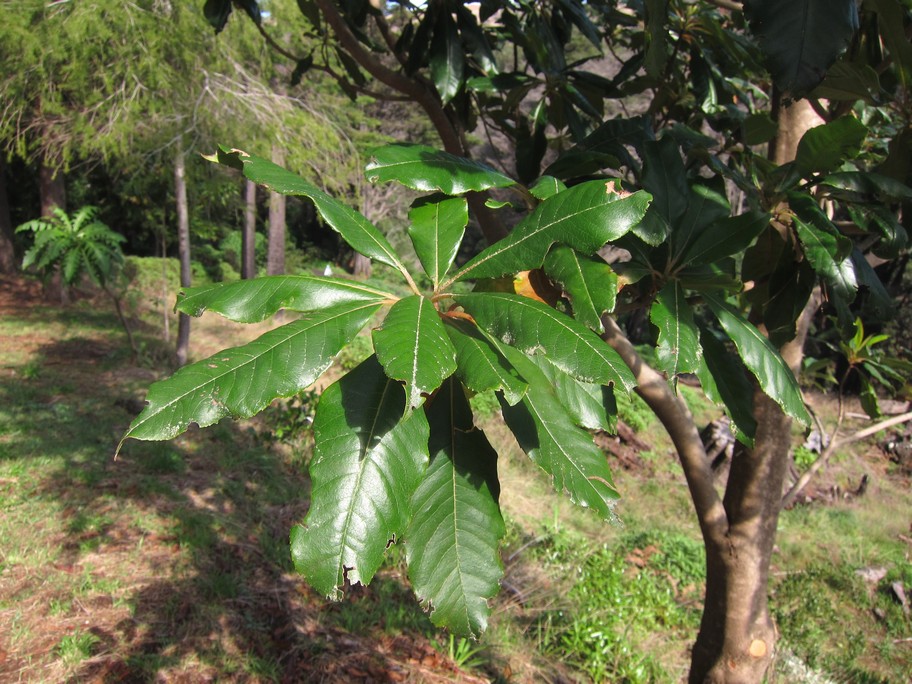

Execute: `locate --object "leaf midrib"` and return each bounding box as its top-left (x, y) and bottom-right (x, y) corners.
top-left (128, 302), bottom-right (378, 436)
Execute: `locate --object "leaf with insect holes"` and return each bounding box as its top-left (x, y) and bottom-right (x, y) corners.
top-left (450, 181), bottom-right (651, 283)
top-left (177, 276), bottom-right (392, 323)
top-left (373, 296), bottom-right (457, 408)
top-left (650, 282), bottom-right (701, 378)
top-left (291, 356), bottom-right (429, 598)
top-left (454, 293), bottom-right (635, 391)
top-left (119, 302), bottom-right (381, 450)
top-left (406, 378), bottom-right (505, 638)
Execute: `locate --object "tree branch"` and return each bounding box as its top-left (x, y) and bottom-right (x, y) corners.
top-left (602, 316), bottom-right (729, 549)
top-left (312, 0), bottom-right (507, 244)
top-left (782, 410), bottom-right (912, 507)
top-left (705, 0), bottom-right (742, 11)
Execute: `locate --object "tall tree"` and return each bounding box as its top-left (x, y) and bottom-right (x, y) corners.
top-left (0, 158), bottom-right (15, 274)
top-left (242, 179), bottom-right (257, 279)
top-left (267, 145), bottom-right (287, 275)
top-left (174, 145), bottom-right (192, 367)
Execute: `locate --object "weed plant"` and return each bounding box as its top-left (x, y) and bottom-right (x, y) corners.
top-left (533, 529), bottom-right (703, 682)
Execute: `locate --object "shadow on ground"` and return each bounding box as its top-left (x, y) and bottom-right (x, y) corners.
top-left (0, 295), bottom-right (477, 683)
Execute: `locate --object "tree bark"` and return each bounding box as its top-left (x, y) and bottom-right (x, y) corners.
top-left (175, 147), bottom-right (192, 367)
top-left (0, 157), bottom-right (16, 275)
top-left (242, 179), bottom-right (257, 279)
top-left (267, 145), bottom-right (286, 276)
top-left (39, 154), bottom-right (66, 218)
top-left (39, 149), bottom-right (68, 302)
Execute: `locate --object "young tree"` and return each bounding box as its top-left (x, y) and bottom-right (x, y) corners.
top-left (16, 205), bottom-right (138, 355)
top-left (122, 1), bottom-right (911, 682)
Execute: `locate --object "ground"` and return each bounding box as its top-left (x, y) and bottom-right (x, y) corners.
top-left (0, 273), bottom-right (910, 683)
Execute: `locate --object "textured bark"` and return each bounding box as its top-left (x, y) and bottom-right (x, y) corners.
top-left (267, 145), bottom-right (286, 276)
top-left (175, 148), bottom-right (192, 367)
top-left (39, 150), bottom-right (68, 303)
top-left (242, 179), bottom-right (256, 279)
top-left (0, 157), bottom-right (15, 275)
top-left (39, 156), bottom-right (66, 218)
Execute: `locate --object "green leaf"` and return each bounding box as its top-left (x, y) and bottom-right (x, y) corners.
top-left (530, 176), bottom-right (567, 200)
top-left (811, 60), bottom-right (880, 102)
top-left (442, 318), bottom-right (526, 405)
top-left (704, 292), bottom-right (810, 426)
top-left (850, 249), bottom-right (894, 320)
top-left (645, 0), bottom-right (669, 79)
top-left (543, 246), bottom-right (618, 332)
top-left (696, 327), bottom-right (757, 441)
top-left (858, 375), bottom-right (881, 420)
top-left (794, 117), bottom-right (867, 176)
top-left (291, 356), bottom-right (430, 598)
top-left (406, 379), bottom-right (505, 638)
top-left (373, 296), bottom-right (457, 408)
top-left (742, 113), bottom-right (778, 145)
top-left (408, 198), bottom-right (467, 288)
top-left (669, 185), bottom-right (731, 263)
top-left (430, 12), bottom-right (464, 104)
top-left (544, 116), bottom-right (651, 179)
top-left (743, 0), bottom-right (859, 96)
top-left (120, 302), bottom-right (381, 448)
top-left (650, 282), bottom-right (701, 378)
top-left (177, 276), bottom-right (393, 323)
top-left (793, 216), bottom-right (858, 312)
top-left (681, 211), bottom-right (770, 266)
top-left (454, 293), bottom-right (635, 391)
top-left (642, 137), bottom-right (688, 224)
top-left (498, 346), bottom-right (619, 518)
top-left (451, 181), bottom-right (651, 283)
top-left (210, 147), bottom-right (408, 275)
top-left (869, 0), bottom-right (912, 87)
top-left (527, 356), bottom-right (615, 432)
top-left (365, 144), bottom-right (515, 194)
top-left (203, 0), bottom-right (233, 32)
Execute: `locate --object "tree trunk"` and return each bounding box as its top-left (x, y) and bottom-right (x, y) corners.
top-left (267, 145), bottom-right (286, 276)
top-left (175, 147), bottom-right (192, 367)
top-left (242, 178), bottom-right (257, 279)
top-left (0, 157), bottom-right (15, 275)
top-left (39, 150), bottom-right (68, 303)
top-left (689, 390), bottom-right (790, 683)
top-left (688, 98), bottom-right (824, 683)
top-left (350, 252), bottom-right (372, 278)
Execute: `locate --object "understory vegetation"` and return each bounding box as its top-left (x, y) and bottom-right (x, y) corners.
top-left (1, 272), bottom-right (909, 682)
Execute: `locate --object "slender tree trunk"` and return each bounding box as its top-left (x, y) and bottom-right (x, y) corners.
top-left (160, 226), bottom-right (170, 343)
top-left (175, 147), bottom-right (192, 367)
top-left (242, 179), bottom-right (257, 279)
top-left (267, 145), bottom-right (286, 276)
top-left (39, 149), bottom-right (68, 303)
top-left (0, 157), bottom-right (16, 275)
top-left (688, 98), bottom-right (824, 683)
top-left (39, 155), bottom-right (66, 218)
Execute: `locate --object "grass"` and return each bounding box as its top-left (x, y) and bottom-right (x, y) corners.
top-left (1, 273), bottom-right (911, 683)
